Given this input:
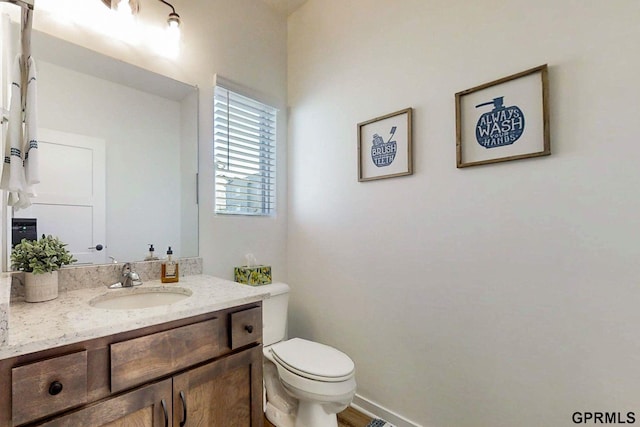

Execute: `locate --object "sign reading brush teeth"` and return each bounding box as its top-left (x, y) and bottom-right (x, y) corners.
top-left (357, 107), bottom-right (412, 181)
top-left (371, 126), bottom-right (398, 167)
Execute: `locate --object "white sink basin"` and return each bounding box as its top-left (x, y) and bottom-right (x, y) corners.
top-left (89, 287), bottom-right (192, 309)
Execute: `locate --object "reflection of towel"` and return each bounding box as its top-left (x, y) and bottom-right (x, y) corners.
top-left (0, 55), bottom-right (38, 209)
top-left (24, 57), bottom-right (39, 187)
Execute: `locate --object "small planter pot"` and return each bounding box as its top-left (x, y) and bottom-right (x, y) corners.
top-left (24, 271), bottom-right (59, 303)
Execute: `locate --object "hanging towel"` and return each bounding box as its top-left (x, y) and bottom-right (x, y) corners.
top-left (0, 55), bottom-right (38, 210)
top-left (0, 55), bottom-right (26, 206)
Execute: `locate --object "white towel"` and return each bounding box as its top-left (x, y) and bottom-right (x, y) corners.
top-left (0, 55), bottom-right (38, 210)
top-left (0, 55), bottom-right (26, 205)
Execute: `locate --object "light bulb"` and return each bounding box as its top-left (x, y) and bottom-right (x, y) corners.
top-left (167, 12), bottom-right (180, 29)
top-left (164, 15), bottom-right (181, 58)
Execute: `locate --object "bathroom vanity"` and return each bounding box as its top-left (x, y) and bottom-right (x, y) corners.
top-left (0, 275), bottom-right (268, 427)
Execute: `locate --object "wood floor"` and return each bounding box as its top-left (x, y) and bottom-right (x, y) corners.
top-left (264, 406), bottom-right (373, 427)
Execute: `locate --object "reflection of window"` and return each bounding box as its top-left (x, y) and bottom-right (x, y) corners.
top-left (214, 86), bottom-right (277, 216)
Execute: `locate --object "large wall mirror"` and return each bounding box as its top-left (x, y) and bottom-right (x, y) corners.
top-left (2, 29), bottom-right (198, 269)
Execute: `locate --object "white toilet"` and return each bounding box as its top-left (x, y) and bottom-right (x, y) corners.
top-left (261, 283), bottom-right (357, 427)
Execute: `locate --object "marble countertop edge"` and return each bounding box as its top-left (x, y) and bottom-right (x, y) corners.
top-left (1, 274), bottom-right (270, 359)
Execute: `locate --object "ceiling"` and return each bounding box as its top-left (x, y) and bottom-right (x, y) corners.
top-left (260, 0), bottom-right (308, 16)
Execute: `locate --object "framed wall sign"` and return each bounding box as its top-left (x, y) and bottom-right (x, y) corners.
top-left (455, 64), bottom-right (550, 168)
top-left (358, 107), bottom-right (413, 181)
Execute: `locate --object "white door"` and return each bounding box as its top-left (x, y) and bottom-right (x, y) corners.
top-left (18, 128), bottom-right (106, 264)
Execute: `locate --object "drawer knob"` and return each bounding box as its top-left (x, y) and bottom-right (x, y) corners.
top-left (48, 381), bottom-right (63, 396)
top-left (245, 325), bottom-right (254, 334)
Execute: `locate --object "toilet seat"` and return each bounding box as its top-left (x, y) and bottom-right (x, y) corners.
top-left (270, 338), bottom-right (355, 382)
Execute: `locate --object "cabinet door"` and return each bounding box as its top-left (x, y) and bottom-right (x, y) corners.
top-left (32, 379), bottom-right (172, 427)
top-left (173, 346), bottom-right (263, 427)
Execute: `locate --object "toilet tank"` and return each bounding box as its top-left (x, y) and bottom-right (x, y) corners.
top-left (260, 282), bottom-right (290, 346)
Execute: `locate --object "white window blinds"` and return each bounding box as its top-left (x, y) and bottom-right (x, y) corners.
top-left (214, 86), bottom-right (277, 215)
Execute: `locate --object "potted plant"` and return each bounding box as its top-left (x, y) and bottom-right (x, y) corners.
top-left (11, 235), bottom-right (76, 302)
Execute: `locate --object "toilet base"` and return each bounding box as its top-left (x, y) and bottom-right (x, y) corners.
top-left (295, 401), bottom-right (338, 427)
top-left (266, 402), bottom-right (296, 427)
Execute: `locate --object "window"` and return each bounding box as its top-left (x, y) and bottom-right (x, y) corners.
top-left (213, 85), bottom-right (277, 216)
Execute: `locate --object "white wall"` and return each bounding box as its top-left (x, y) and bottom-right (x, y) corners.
top-left (287, 1), bottom-right (640, 426)
top-left (29, 0), bottom-right (288, 279)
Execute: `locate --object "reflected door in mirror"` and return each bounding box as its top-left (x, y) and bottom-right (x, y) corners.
top-left (19, 129), bottom-right (107, 264)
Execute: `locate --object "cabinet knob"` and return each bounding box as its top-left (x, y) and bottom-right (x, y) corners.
top-left (245, 325), bottom-right (254, 334)
top-left (48, 381), bottom-right (63, 396)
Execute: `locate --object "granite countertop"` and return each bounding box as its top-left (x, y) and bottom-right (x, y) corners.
top-left (0, 274), bottom-right (270, 359)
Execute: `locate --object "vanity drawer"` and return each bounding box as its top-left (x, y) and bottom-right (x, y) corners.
top-left (110, 318), bottom-right (219, 392)
top-left (12, 350), bottom-right (88, 426)
top-left (229, 306), bottom-right (262, 350)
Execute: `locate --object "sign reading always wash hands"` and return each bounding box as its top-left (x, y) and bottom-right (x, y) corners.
top-left (456, 65), bottom-right (550, 168)
top-left (474, 96), bottom-right (525, 148)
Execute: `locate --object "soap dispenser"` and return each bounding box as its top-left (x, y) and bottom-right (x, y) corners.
top-left (145, 244), bottom-right (159, 261)
top-left (161, 246), bottom-right (179, 283)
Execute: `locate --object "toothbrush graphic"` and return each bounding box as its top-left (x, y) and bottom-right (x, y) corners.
top-left (387, 126), bottom-right (397, 143)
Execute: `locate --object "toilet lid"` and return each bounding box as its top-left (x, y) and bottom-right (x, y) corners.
top-left (270, 338), bottom-right (355, 382)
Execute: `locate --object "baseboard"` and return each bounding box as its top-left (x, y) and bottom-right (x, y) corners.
top-left (351, 394), bottom-right (422, 427)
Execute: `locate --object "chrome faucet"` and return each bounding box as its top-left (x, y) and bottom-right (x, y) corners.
top-left (121, 263), bottom-right (141, 287)
top-left (109, 263), bottom-right (142, 289)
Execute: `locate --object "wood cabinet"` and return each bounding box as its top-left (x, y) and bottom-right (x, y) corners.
top-left (34, 379), bottom-right (172, 427)
top-left (0, 303), bottom-right (263, 427)
top-left (172, 346), bottom-right (262, 426)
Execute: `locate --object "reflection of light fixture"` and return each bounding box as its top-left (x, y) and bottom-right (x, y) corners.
top-left (101, 0), bottom-right (140, 14)
top-left (100, 0), bottom-right (181, 30)
top-left (159, 0), bottom-right (180, 29)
